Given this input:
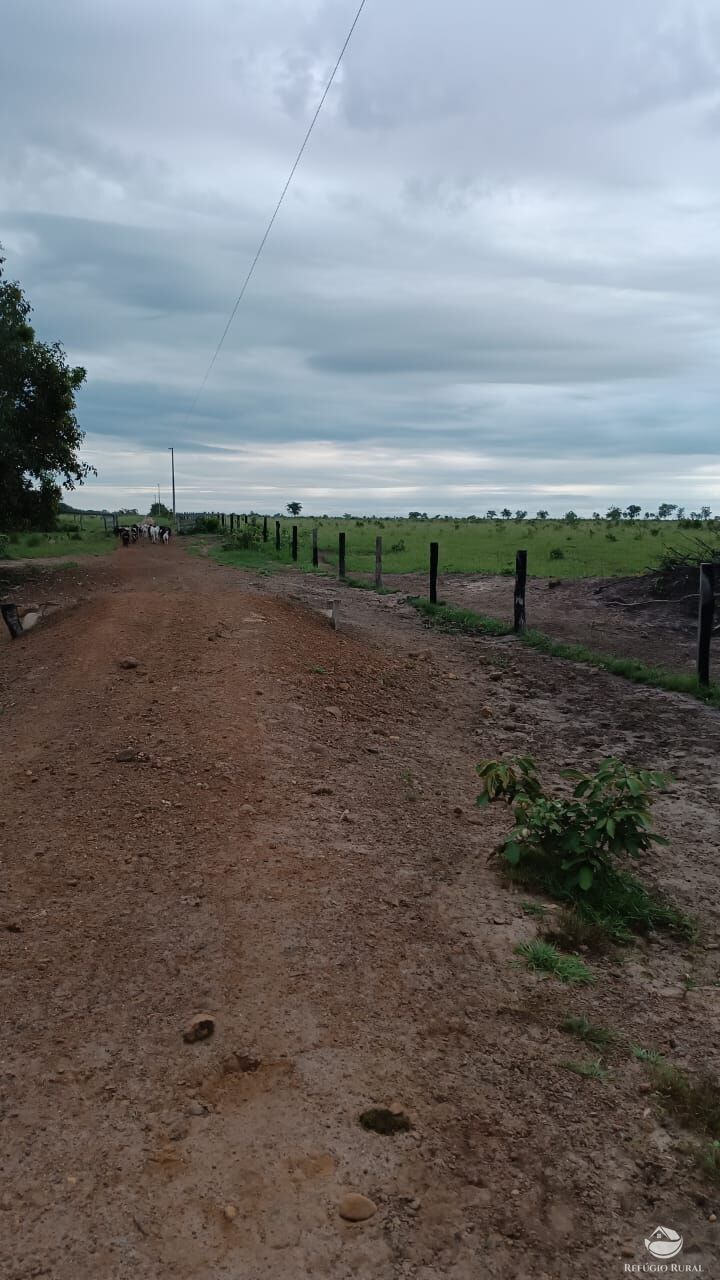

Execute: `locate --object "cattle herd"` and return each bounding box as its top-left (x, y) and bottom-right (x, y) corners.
top-left (114, 521), bottom-right (172, 547)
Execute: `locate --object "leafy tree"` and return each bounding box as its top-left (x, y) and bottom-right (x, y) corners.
top-left (0, 249), bottom-right (90, 529)
top-left (700, 506), bottom-right (712, 520)
top-left (564, 510), bottom-right (579, 523)
top-left (514, 509), bottom-right (527, 521)
top-left (486, 509), bottom-right (498, 520)
top-left (536, 509), bottom-right (549, 520)
top-left (408, 510), bottom-right (428, 520)
top-left (150, 501), bottom-right (172, 519)
top-left (657, 503), bottom-right (677, 520)
top-left (676, 507), bottom-right (685, 520)
top-left (501, 508), bottom-right (512, 520)
top-left (592, 512), bottom-right (602, 521)
top-left (606, 505), bottom-right (622, 521)
top-left (286, 501), bottom-right (303, 516)
top-left (624, 504), bottom-right (642, 521)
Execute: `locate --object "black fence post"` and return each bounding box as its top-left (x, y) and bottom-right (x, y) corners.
top-left (229, 513), bottom-right (234, 532)
top-left (697, 561), bottom-right (715, 686)
top-left (292, 525), bottom-right (298, 562)
top-left (514, 549), bottom-right (527, 633)
top-left (338, 532), bottom-right (346, 578)
top-left (429, 542), bottom-right (439, 604)
top-left (263, 515), bottom-right (268, 543)
top-left (275, 520), bottom-right (281, 551)
top-left (244, 514), bottom-right (248, 524)
top-left (312, 528), bottom-right (319, 568)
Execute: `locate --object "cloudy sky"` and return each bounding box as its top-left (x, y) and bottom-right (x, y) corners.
top-left (2, 0), bottom-right (720, 516)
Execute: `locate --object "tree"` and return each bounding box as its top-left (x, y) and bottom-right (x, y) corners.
top-left (514, 509), bottom-right (527, 521)
top-left (564, 510), bottom-right (579, 523)
top-left (286, 501), bottom-right (302, 516)
top-left (624, 505), bottom-right (642, 521)
top-left (486, 509), bottom-right (498, 520)
top-left (501, 508), bottom-right (512, 520)
top-left (700, 506), bottom-right (712, 520)
top-left (606, 505), bottom-right (622, 521)
top-left (150, 501), bottom-right (171, 519)
top-left (676, 507), bottom-right (685, 520)
top-left (592, 512), bottom-right (602, 521)
top-left (536, 509), bottom-right (549, 520)
top-left (0, 249), bottom-right (90, 529)
top-left (657, 503), bottom-right (677, 520)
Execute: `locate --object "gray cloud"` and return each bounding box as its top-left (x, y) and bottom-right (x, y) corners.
top-left (2, 0), bottom-right (720, 514)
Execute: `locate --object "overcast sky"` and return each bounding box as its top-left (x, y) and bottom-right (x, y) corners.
top-left (2, 0), bottom-right (720, 515)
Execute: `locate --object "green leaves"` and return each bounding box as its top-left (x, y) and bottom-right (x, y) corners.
top-left (578, 866), bottom-right (594, 891)
top-left (476, 754), bottom-right (672, 904)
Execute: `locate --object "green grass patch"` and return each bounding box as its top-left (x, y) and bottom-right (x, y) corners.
top-left (410, 597), bottom-right (720, 710)
top-left (510, 863), bottom-right (694, 942)
top-left (515, 940), bottom-right (595, 985)
top-left (631, 1045), bottom-right (667, 1066)
top-left (521, 629), bottom-right (720, 710)
top-left (560, 1015), bottom-right (616, 1048)
top-left (409, 597), bottom-right (511, 636)
top-left (544, 908), bottom-right (617, 956)
top-left (266, 515), bottom-right (705, 579)
top-left (561, 1058), bottom-right (610, 1082)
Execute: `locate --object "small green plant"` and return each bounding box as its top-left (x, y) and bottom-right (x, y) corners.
top-left (631, 1045), bottom-right (667, 1066)
top-left (560, 1015), bottom-right (616, 1048)
top-left (310, 665), bottom-right (326, 674)
top-left (515, 940), bottom-right (594, 985)
top-left (477, 756), bottom-right (690, 938)
top-left (648, 1062), bottom-right (720, 1137)
top-left (695, 1139), bottom-right (720, 1183)
top-left (544, 907), bottom-right (617, 955)
top-left (561, 1058), bottom-right (609, 1082)
top-left (549, 547), bottom-right (565, 560)
top-left (520, 900), bottom-right (547, 919)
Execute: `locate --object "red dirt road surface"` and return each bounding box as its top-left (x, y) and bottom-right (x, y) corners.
top-left (1, 544), bottom-right (719, 1279)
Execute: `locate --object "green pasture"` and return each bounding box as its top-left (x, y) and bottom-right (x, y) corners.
top-left (1, 513), bottom-right (132, 560)
top-left (212, 516), bottom-right (700, 579)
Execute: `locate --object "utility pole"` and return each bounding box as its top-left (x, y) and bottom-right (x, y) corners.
top-left (168, 447), bottom-right (176, 523)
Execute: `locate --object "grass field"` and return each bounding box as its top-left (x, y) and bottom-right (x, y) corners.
top-left (211, 516), bottom-right (710, 579)
top-left (2, 514), bottom-right (134, 560)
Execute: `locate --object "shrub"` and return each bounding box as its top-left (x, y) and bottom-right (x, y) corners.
top-left (549, 548), bottom-right (565, 560)
top-left (390, 539), bottom-right (406, 553)
top-left (26, 533), bottom-right (43, 547)
top-left (191, 516), bottom-right (220, 534)
top-left (223, 525), bottom-right (262, 551)
top-left (476, 756), bottom-right (691, 937)
top-left (515, 940), bottom-right (594, 985)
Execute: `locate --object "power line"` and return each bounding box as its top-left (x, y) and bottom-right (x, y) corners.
top-left (188, 0), bottom-right (369, 416)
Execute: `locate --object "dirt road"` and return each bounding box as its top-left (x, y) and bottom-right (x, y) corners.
top-left (1, 544), bottom-right (719, 1279)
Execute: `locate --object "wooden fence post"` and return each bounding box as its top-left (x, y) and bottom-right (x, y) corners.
top-left (312, 528), bottom-right (319, 568)
top-left (697, 561), bottom-right (715, 686)
top-left (275, 520), bottom-right (281, 551)
top-left (292, 525), bottom-right (298, 562)
top-left (338, 532), bottom-right (346, 579)
top-left (429, 542), bottom-right (439, 604)
top-left (514, 549), bottom-right (527, 633)
top-left (1, 603), bottom-right (24, 639)
top-left (375, 536), bottom-right (383, 590)
top-left (263, 516), bottom-right (268, 543)
top-left (221, 513), bottom-right (226, 528)
top-left (229, 513), bottom-right (234, 531)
